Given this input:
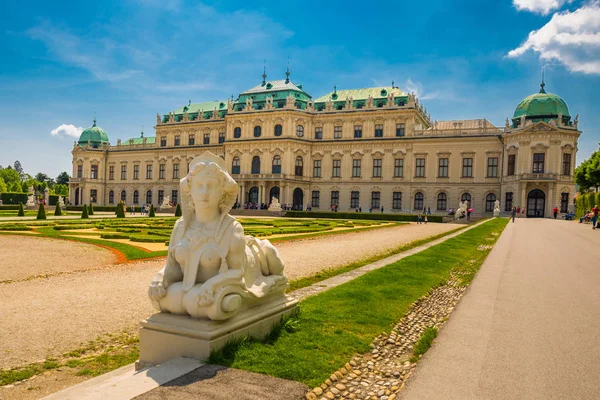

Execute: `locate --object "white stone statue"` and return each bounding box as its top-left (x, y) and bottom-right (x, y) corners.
top-left (58, 196), bottom-right (65, 208)
top-left (493, 199), bottom-right (501, 217)
top-left (159, 195), bottom-right (172, 210)
top-left (148, 151), bottom-right (288, 321)
top-left (26, 194), bottom-right (36, 208)
top-left (268, 196), bottom-right (282, 212)
top-left (455, 200), bottom-right (467, 220)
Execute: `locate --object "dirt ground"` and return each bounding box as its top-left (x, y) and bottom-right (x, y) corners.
top-left (0, 222), bottom-right (458, 370)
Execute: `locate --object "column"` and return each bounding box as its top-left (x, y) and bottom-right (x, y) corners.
top-left (521, 185), bottom-right (526, 210)
top-left (547, 184), bottom-right (553, 218)
top-left (239, 182), bottom-right (245, 204)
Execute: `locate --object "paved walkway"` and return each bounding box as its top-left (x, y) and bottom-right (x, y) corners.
top-left (401, 219), bottom-right (600, 400)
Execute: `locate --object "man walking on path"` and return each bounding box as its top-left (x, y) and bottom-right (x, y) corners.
top-left (553, 206), bottom-right (558, 219)
top-left (511, 207), bottom-right (517, 223)
top-left (592, 205), bottom-right (599, 229)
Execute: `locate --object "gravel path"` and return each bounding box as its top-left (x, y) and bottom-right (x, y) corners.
top-left (0, 235), bottom-right (116, 282)
top-left (0, 223), bottom-right (458, 369)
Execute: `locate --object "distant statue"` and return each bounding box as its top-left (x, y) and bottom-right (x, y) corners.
top-left (520, 115), bottom-right (526, 127)
top-left (493, 200), bottom-right (501, 217)
top-left (156, 113), bottom-right (162, 125)
top-left (58, 196), bottom-right (65, 208)
top-left (148, 151), bottom-right (288, 321)
top-left (455, 201), bottom-right (467, 220)
top-left (505, 117), bottom-right (510, 128)
top-left (160, 196), bottom-right (172, 210)
top-left (268, 197), bottom-right (282, 212)
top-left (574, 113), bottom-right (579, 128)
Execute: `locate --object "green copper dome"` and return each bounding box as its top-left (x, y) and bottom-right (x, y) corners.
top-left (512, 82), bottom-right (570, 127)
top-left (78, 118), bottom-right (109, 147)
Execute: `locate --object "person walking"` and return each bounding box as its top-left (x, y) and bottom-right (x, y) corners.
top-left (553, 206), bottom-right (559, 219)
top-left (424, 214), bottom-right (428, 224)
top-left (417, 213), bottom-right (423, 224)
top-left (592, 205), bottom-right (600, 230)
top-left (511, 206), bottom-right (517, 223)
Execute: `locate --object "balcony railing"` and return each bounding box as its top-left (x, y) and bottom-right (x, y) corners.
top-left (521, 173), bottom-right (557, 181)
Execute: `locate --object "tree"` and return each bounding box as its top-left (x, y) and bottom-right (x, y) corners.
top-left (56, 172), bottom-right (70, 185)
top-left (37, 203), bottom-right (47, 220)
top-left (175, 203), bottom-right (182, 217)
top-left (54, 202), bottom-right (62, 216)
top-left (149, 204), bottom-right (155, 217)
top-left (0, 177), bottom-right (7, 193)
top-left (35, 172), bottom-right (48, 183)
top-left (13, 161), bottom-right (23, 178)
top-left (18, 202), bottom-right (25, 217)
top-left (52, 184), bottom-right (69, 196)
top-left (81, 204), bottom-right (89, 219)
top-left (0, 167), bottom-right (20, 187)
top-left (575, 149), bottom-right (600, 191)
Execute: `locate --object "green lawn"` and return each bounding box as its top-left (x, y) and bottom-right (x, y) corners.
top-left (210, 218), bottom-right (508, 388)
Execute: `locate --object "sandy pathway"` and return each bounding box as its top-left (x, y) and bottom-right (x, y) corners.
top-left (0, 223), bottom-right (458, 369)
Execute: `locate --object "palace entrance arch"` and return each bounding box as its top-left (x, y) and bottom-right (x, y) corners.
top-left (527, 189), bottom-right (545, 218)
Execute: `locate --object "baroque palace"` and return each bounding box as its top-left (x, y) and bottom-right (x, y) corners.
top-left (69, 70), bottom-right (581, 218)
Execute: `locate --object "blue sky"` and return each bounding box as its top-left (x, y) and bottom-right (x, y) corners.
top-left (0, 0), bottom-right (599, 178)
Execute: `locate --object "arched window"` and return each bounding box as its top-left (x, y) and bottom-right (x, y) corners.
top-left (295, 156), bottom-right (303, 176)
top-left (108, 190), bottom-right (114, 204)
top-left (121, 190), bottom-right (127, 202)
top-left (461, 192), bottom-right (471, 207)
top-left (274, 124), bottom-right (283, 136)
top-left (272, 155), bottom-right (281, 174)
top-left (485, 193), bottom-right (496, 212)
top-left (232, 157), bottom-right (240, 174)
top-left (146, 190), bottom-right (153, 204)
top-left (437, 192), bottom-right (447, 210)
top-left (133, 190), bottom-right (139, 204)
top-left (251, 156), bottom-right (261, 174)
top-left (254, 126), bottom-right (262, 137)
top-left (296, 125), bottom-right (304, 137)
top-left (414, 192), bottom-right (424, 210)
top-left (233, 127), bottom-right (241, 138)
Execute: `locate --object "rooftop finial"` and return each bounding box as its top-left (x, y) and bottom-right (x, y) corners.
top-left (141, 125), bottom-right (144, 138)
top-left (333, 84), bottom-right (337, 93)
top-left (262, 59), bottom-right (267, 86)
top-left (93, 113), bottom-right (97, 127)
top-left (391, 80), bottom-right (395, 89)
top-left (285, 58), bottom-right (290, 84)
top-left (540, 67), bottom-right (546, 93)
top-left (188, 99), bottom-right (191, 106)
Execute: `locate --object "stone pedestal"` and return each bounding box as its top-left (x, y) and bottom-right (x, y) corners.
top-left (138, 295), bottom-right (298, 369)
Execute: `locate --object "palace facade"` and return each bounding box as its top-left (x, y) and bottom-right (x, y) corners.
top-left (69, 72), bottom-right (581, 218)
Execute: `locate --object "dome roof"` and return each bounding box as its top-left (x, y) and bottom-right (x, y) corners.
top-left (513, 82), bottom-right (570, 120)
top-left (78, 119), bottom-right (109, 146)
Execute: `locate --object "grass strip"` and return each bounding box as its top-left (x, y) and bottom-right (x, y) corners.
top-left (410, 327), bottom-right (438, 362)
top-left (210, 218), bottom-right (508, 388)
top-left (288, 225), bottom-right (467, 292)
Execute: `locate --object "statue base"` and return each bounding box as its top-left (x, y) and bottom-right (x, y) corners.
top-left (137, 295), bottom-right (298, 369)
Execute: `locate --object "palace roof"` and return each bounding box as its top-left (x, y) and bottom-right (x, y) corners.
top-left (314, 86), bottom-right (405, 103)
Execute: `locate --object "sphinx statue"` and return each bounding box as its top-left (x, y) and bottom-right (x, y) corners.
top-left (268, 196), bottom-right (282, 212)
top-left (455, 200), bottom-right (467, 220)
top-left (147, 151), bottom-right (288, 321)
top-left (493, 199), bottom-right (501, 217)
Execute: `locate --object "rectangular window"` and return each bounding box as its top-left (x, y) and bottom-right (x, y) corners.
top-left (560, 192), bottom-right (569, 213)
top-left (219, 132), bottom-right (225, 144)
top-left (160, 136), bottom-right (167, 147)
top-left (505, 192), bottom-right (513, 212)
top-left (562, 153), bottom-right (571, 175)
top-left (352, 159), bottom-right (361, 177)
top-left (354, 125), bottom-right (362, 138)
top-left (204, 134), bottom-right (210, 145)
top-left (315, 127), bottom-right (323, 140)
top-left (120, 165), bottom-right (127, 180)
top-left (507, 154), bottom-right (516, 176)
top-left (172, 190), bottom-right (178, 204)
top-left (487, 157), bottom-right (498, 177)
top-left (415, 158), bottom-right (425, 177)
top-left (334, 126), bottom-right (342, 139)
top-left (462, 158), bottom-right (473, 177)
top-left (90, 189), bottom-right (97, 203)
top-left (533, 153), bottom-right (545, 173)
top-left (146, 165), bottom-right (153, 179)
top-left (174, 135), bottom-right (181, 146)
top-left (313, 160), bottom-right (322, 178)
top-left (332, 160), bottom-right (341, 177)
top-left (90, 165), bottom-right (98, 179)
top-left (188, 134), bottom-right (195, 145)
top-left (331, 191), bottom-right (340, 207)
top-left (393, 192), bottom-right (402, 209)
top-left (371, 191), bottom-right (380, 209)
top-left (396, 123), bottom-right (405, 137)
top-left (108, 166), bottom-right (115, 180)
top-left (374, 124), bottom-right (383, 137)
top-left (350, 191), bottom-right (360, 209)
top-left (438, 158), bottom-right (448, 177)
top-left (77, 165), bottom-right (83, 178)
top-left (173, 164), bottom-right (179, 179)
top-left (158, 190), bottom-right (164, 204)
top-left (373, 159), bottom-right (382, 177)
top-left (394, 159), bottom-right (404, 177)
top-left (133, 165), bottom-right (139, 180)
top-left (159, 164), bottom-right (166, 179)
top-left (311, 191), bottom-right (320, 208)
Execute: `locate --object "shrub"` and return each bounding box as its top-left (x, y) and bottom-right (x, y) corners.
top-left (88, 203), bottom-right (95, 215)
top-left (0, 224), bottom-right (33, 231)
top-left (18, 202), bottom-right (25, 217)
top-left (284, 211), bottom-right (444, 223)
top-left (54, 224), bottom-right (95, 230)
top-left (0, 192), bottom-right (28, 205)
top-left (175, 203), bottom-right (182, 217)
top-left (54, 202), bottom-right (62, 216)
top-left (129, 235), bottom-right (167, 243)
top-left (81, 204), bottom-right (89, 219)
top-left (149, 204), bottom-right (155, 217)
top-left (100, 233), bottom-right (130, 239)
top-left (37, 203), bottom-right (47, 220)
top-left (48, 195), bottom-right (59, 206)
top-left (116, 202), bottom-right (126, 218)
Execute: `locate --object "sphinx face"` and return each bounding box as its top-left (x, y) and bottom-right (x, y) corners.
top-left (190, 176), bottom-right (222, 213)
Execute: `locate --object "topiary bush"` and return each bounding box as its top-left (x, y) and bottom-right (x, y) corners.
top-left (116, 202), bottom-right (126, 218)
top-left (18, 202), bottom-right (25, 217)
top-left (54, 202), bottom-right (62, 216)
top-left (81, 204), bottom-right (89, 219)
top-left (175, 203), bottom-right (182, 217)
top-left (88, 203), bottom-right (95, 215)
top-left (37, 203), bottom-right (47, 220)
top-left (149, 204), bottom-right (155, 217)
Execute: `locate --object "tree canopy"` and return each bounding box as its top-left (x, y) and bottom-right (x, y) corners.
top-left (0, 162), bottom-right (70, 196)
top-left (574, 148), bottom-right (600, 192)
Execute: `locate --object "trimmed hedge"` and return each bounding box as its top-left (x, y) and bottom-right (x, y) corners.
top-left (67, 205), bottom-right (118, 212)
top-left (129, 235), bottom-right (168, 243)
top-left (100, 233), bottom-right (130, 240)
top-left (53, 224), bottom-right (95, 230)
top-left (49, 195), bottom-right (59, 206)
top-left (284, 211), bottom-right (444, 223)
top-left (0, 224), bottom-right (33, 231)
top-left (575, 192), bottom-right (600, 218)
top-left (0, 205), bottom-right (21, 211)
top-left (1, 192), bottom-right (28, 205)
top-left (18, 203), bottom-right (25, 216)
top-left (37, 204), bottom-right (47, 220)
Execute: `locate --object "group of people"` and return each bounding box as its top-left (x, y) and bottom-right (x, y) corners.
top-left (125, 203), bottom-right (153, 215)
top-left (579, 205), bottom-right (600, 229)
top-left (510, 206), bottom-right (527, 222)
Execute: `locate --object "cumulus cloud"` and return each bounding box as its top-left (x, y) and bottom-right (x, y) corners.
top-left (508, 1), bottom-right (600, 74)
top-left (513, 0), bottom-right (569, 15)
top-left (51, 124), bottom-right (83, 138)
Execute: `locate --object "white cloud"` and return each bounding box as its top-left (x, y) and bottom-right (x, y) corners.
top-left (513, 0), bottom-right (569, 15)
top-left (50, 124), bottom-right (83, 138)
top-left (508, 1), bottom-right (600, 74)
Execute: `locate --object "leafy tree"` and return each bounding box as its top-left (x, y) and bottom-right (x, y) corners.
top-left (575, 149), bottom-right (600, 191)
top-left (35, 172), bottom-right (48, 183)
top-left (0, 167), bottom-right (20, 187)
top-left (54, 202), bottom-right (62, 216)
top-left (18, 202), bottom-right (25, 217)
top-left (13, 161), bottom-right (23, 177)
top-left (52, 184), bottom-right (69, 196)
top-left (37, 203), bottom-right (47, 220)
top-left (175, 203), bottom-right (182, 217)
top-left (81, 204), bottom-right (89, 219)
top-left (8, 181), bottom-right (21, 192)
top-left (149, 204), bottom-right (155, 217)
top-left (56, 172), bottom-right (70, 185)
top-left (0, 177), bottom-right (7, 193)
